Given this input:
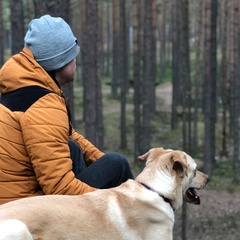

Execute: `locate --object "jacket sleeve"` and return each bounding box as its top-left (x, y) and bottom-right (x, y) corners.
top-left (20, 93), bottom-right (96, 195)
top-left (70, 129), bottom-right (105, 164)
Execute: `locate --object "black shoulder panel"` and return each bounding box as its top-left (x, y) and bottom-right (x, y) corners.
top-left (0, 86), bottom-right (53, 112)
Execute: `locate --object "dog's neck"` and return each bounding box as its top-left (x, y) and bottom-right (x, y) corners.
top-left (139, 182), bottom-right (175, 211)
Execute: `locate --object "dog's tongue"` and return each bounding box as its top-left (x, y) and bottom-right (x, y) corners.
top-left (188, 188), bottom-right (200, 205)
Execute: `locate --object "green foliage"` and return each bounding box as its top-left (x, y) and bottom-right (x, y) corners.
top-left (210, 160), bottom-right (240, 192)
top-left (2, 0), bottom-right (10, 30)
top-left (151, 112), bottom-right (182, 149)
top-left (73, 86), bottom-right (83, 107)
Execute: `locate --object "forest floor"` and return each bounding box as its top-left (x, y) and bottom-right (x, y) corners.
top-left (75, 83), bottom-right (240, 239)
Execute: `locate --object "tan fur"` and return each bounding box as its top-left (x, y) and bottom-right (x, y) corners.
top-left (0, 148), bottom-right (208, 240)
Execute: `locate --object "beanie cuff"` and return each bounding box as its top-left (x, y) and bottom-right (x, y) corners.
top-left (36, 42), bottom-right (78, 71)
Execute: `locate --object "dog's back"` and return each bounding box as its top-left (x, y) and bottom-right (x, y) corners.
top-left (0, 180), bottom-right (174, 240)
top-left (0, 148), bottom-right (208, 240)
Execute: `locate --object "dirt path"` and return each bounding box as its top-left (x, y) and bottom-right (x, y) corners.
top-left (102, 83), bottom-right (172, 114)
top-left (156, 83), bottom-right (172, 111)
top-left (75, 83), bottom-right (172, 117)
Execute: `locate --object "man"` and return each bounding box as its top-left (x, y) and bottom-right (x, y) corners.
top-left (0, 15), bottom-right (133, 204)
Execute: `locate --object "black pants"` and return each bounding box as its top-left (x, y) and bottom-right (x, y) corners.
top-left (68, 139), bottom-right (134, 188)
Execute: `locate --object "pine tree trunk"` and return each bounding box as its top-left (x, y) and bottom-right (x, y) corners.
top-left (159, 0), bottom-right (166, 82)
top-left (193, 0), bottom-right (204, 154)
top-left (81, 0), bottom-right (104, 148)
top-left (220, 0), bottom-right (228, 157)
top-left (133, 0), bottom-right (142, 160)
top-left (119, 0), bottom-right (128, 149)
top-left (203, 0), bottom-right (218, 178)
top-left (142, 0), bottom-right (154, 153)
top-left (179, 0), bottom-right (191, 237)
top-left (230, 0), bottom-right (240, 183)
top-left (151, 0), bottom-right (157, 113)
top-left (105, 0), bottom-right (111, 77)
top-left (171, 0), bottom-right (181, 130)
top-left (10, 0), bottom-right (24, 54)
top-left (112, 0), bottom-right (119, 98)
top-left (79, 0), bottom-right (87, 124)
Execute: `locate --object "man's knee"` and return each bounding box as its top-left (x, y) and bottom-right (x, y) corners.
top-left (104, 152), bottom-right (128, 166)
top-left (103, 152), bottom-right (133, 179)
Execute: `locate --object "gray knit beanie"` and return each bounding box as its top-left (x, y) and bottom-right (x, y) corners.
top-left (24, 15), bottom-right (78, 71)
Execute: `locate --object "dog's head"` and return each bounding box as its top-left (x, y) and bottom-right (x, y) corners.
top-left (136, 148), bottom-right (208, 210)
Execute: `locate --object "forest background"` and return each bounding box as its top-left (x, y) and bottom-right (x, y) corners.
top-left (0, 0), bottom-right (240, 239)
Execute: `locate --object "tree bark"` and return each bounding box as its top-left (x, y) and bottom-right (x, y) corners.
top-left (33, 0), bottom-right (69, 20)
top-left (142, 0), bottom-right (154, 153)
top-left (171, 0), bottom-right (181, 130)
top-left (179, 0), bottom-right (191, 238)
top-left (133, 0), bottom-right (142, 160)
top-left (203, 0), bottom-right (218, 178)
top-left (229, 0), bottom-right (240, 183)
top-left (159, 0), bottom-right (166, 82)
top-left (151, 0), bottom-right (157, 113)
top-left (180, 0), bottom-right (191, 153)
top-left (193, 0), bottom-right (204, 154)
top-left (112, 0), bottom-right (119, 98)
top-left (81, 0), bottom-right (104, 149)
top-left (119, 0), bottom-right (128, 149)
top-left (10, 0), bottom-right (24, 54)
top-left (105, 0), bottom-right (111, 77)
top-left (220, 0), bottom-right (228, 157)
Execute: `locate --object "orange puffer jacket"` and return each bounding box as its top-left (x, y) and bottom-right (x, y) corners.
top-left (0, 48), bottom-right (104, 204)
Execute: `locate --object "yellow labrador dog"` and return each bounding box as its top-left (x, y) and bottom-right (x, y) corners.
top-left (0, 148), bottom-right (208, 240)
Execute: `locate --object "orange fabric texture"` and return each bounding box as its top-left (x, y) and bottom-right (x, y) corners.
top-left (0, 48), bottom-right (104, 204)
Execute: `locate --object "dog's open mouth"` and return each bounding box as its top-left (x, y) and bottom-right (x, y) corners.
top-left (186, 188), bottom-right (200, 205)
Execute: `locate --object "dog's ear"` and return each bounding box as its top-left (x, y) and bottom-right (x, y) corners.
top-left (138, 151), bottom-right (150, 161)
top-left (138, 148), bottom-right (166, 161)
top-left (171, 151), bottom-right (188, 178)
